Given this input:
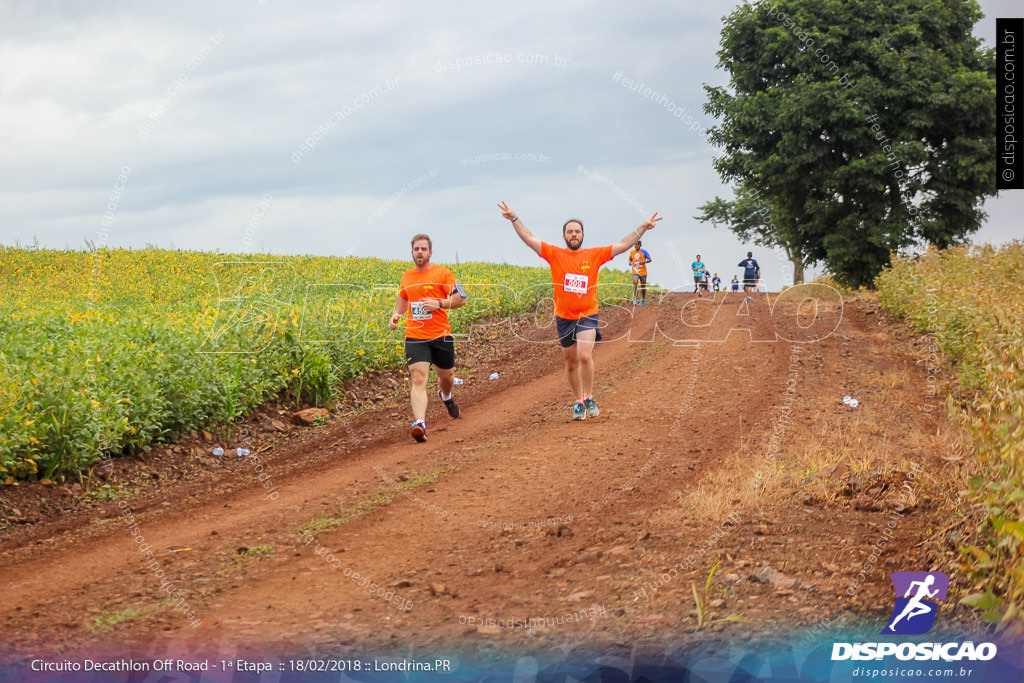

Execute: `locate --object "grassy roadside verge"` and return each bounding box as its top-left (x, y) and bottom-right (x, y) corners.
top-left (877, 242), bottom-right (1024, 630)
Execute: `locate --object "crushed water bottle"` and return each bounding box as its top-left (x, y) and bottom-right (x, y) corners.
top-left (453, 378), bottom-right (464, 385)
top-left (236, 448), bottom-right (251, 457)
top-left (489, 372), bottom-right (499, 380)
top-left (212, 447), bottom-right (224, 456)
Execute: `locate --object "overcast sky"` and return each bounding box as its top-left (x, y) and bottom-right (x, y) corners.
top-left (2, 0), bottom-right (1020, 290)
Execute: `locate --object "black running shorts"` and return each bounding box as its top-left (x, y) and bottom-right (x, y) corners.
top-left (405, 335), bottom-right (455, 369)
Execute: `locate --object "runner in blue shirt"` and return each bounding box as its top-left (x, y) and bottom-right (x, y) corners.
top-left (691, 255), bottom-right (706, 297)
top-left (738, 251), bottom-right (760, 300)
top-left (712, 273), bottom-right (721, 292)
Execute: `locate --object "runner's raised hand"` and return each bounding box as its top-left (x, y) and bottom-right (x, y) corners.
top-left (497, 201), bottom-right (517, 221)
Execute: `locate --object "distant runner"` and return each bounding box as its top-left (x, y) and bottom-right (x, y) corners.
top-left (498, 201), bottom-right (661, 420)
top-left (738, 251), bottom-right (761, 300)
top-left (731, 275), bottom-right (739, 292)
top-left (712, 273), bottom-right (721, 292)
top-left (388, 234), bottom-right (468, 442)
top-left (691, 255), bottom-right (706, 297)
top-left (629, 240), bottom-right (652, 306)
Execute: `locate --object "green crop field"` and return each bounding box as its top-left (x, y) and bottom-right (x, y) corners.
top-left (878, 241), bottom-right (1024, 629)
top-left (0, 247), bottom-right (632, 481)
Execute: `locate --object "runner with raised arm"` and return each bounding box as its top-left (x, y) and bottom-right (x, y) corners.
top-left (497, 201), bottom-right (661, 420)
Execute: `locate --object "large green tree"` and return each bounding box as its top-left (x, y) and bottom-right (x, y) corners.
top-left (699, 0), bottom-right (996, 287)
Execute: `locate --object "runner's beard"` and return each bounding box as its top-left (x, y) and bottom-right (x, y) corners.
top-left (413, 254), bottom-right (429, 265)
top-left (564, 236), bottom-right (582, 250)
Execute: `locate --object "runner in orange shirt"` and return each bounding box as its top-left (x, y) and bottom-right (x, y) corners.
top-left (497, 201), bottom-right (661, 420)
top-left (629, 240), bottom-right (652, 306)
top-left (388, 234), bottom-right (468, 442)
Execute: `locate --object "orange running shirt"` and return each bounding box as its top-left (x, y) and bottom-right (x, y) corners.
top-left (629, 248), bottom-right (647, 277)
top-left (399, 264), bottom-right (458, 340)
top-left (539, 242), bottom-right (613, 320)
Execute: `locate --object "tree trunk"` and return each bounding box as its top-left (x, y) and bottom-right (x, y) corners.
top-left (782, 244), bottom-right (805, 286)
top-left (791, 255), bottom-right (804, 285)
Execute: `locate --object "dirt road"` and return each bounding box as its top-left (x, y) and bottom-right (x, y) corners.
top-left (0, 290), bottom-right (979, 665)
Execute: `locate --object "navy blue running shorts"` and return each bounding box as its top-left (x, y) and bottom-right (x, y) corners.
top-left (556, 315), bottom-right (602, 349)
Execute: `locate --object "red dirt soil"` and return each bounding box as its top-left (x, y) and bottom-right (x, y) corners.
top-left (0, 291), bottom-right (989, 665)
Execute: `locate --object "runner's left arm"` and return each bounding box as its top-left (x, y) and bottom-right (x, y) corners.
top-left (610, 213), bottom-right (662, 257)
top-left (420, 283), bottom-right (468, 312)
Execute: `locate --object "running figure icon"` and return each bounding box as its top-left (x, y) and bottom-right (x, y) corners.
top-left (881, 571), bottom-right (949, 635)
top-left (887, 575), bottom-right (939, 632)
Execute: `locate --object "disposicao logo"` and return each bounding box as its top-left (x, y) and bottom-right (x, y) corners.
top-left (832, 570), bottom-right (998, 663)
top-left (882, 571), bottom-right (949, 635)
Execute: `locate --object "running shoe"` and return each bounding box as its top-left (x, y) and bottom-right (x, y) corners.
top-left (572, 402), bottom-right (586, 421)
top-left (583, 396), bottom-right (600, 417)
top-left (634, 299), bottom-right (640, 306)
top-left (640, 300), bottom-right (646, 306)
top-left (439, 390), bottom-right (460, 418)
top-left (410, 420), bottom-right (426, 442)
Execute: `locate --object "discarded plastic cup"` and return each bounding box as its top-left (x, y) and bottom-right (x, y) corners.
top-left (849, 399), bottom-right (859, 408)
top-left (453, 378), bottom-right (464, 385)
top-left (236, 448), bottom-right (251, 457)
top-left (843, 395), bottom-right (852, 404)
top-left (212, 447), bottom-right (224, 456)
top-left (489, 372), bottom-right (499, 380)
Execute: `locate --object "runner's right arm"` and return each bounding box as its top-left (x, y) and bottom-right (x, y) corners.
top-left (498, 201), bottom-right (542, 256)
top-left (388, 294), bottom-right (409, 330)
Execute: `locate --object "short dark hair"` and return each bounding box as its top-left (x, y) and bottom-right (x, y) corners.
top-left (635, 240), bottom-right (642, 247)
top-left (747, 251), bottom-right (752, 257)
top-left (562, 218), bottom-right (584, 234)
top-left (411, 233), bottom-right (432, 249)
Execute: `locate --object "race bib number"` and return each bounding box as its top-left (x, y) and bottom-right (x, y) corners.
top-left (410, 301), bottom-right (432, 321)
top-left (563, 273), bottom-right (588, 295)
